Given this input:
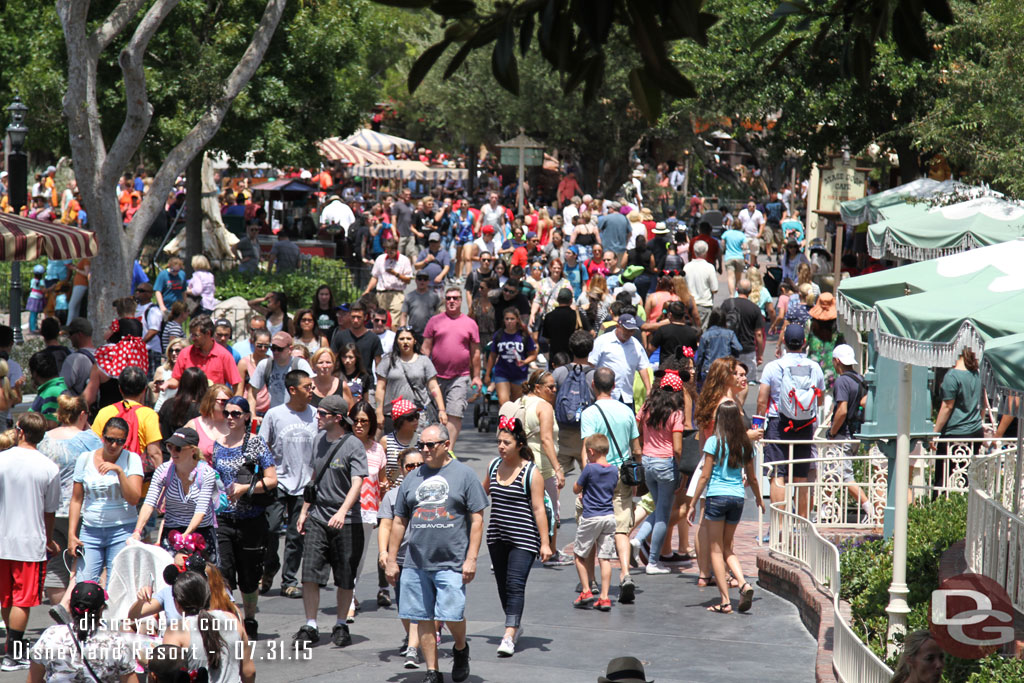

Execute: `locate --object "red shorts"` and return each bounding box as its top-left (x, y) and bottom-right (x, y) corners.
top-left (0, 558), bottom-right (44, 608)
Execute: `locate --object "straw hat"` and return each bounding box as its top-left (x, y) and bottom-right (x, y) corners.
top-left (809, 291), bottom-right (837, 321)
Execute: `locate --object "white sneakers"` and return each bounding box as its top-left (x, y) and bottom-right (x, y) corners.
top-left (496, 637), bottom-right (515, 657)
top-left (645, 562), bottom-right (671, 575)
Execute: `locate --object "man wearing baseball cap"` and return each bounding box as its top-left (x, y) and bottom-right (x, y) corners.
top-left (828, 344), bottom-right (872, 520)
top-left (400, 271), bottom-right (441, 338)
top-left (414, 232), bottom-right (451, 291)
top-left (757, 323), bottom-right (825, 517)
top-left (510, 231), bottom-right (540, 269)
top-left (293, 395), bottom-right (365, 648)
top-left (587, 312), bottom-right (652, 412)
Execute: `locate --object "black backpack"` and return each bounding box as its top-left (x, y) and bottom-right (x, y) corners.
top-left (845, 371), bottom-right (868, 434)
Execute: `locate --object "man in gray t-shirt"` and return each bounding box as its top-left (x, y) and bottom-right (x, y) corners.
top-left (400, 274), bottom-right (441, 335)
top-left (386, 424), bottom-right (487, 681)
top-left (250, 332), bottom-right (314, 408)
top-left (259, 369), bottom-right (316, 596)
top-left (294, 394), bottom-right (367, 647)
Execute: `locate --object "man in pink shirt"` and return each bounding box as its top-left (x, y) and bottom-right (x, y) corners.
top-left (421, 286), bottom-right (481, 451)
top-left (170, 314), bottom-right (242, 391)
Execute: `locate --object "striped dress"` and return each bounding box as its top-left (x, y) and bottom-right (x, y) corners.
top-left (486, 459), bottom-right (541, 555)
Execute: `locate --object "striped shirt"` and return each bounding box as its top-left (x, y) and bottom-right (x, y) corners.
top-left (486, 459), bottom-right (540, 554)
top-left (144, 462), bottom-right (217, 528)
top-left (384, 432), bottom-right (410, 482)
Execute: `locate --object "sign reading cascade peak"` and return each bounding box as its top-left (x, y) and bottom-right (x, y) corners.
top-left (817, 159), bottom-right (869, 215)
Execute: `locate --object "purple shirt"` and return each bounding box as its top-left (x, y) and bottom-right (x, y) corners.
top-left (423, 313), bottom-right (480, 380)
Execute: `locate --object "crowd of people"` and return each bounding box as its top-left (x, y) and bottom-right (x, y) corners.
top-left (0, 162), bottom-right (954, 683)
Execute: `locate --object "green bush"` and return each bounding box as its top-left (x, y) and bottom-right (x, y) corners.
top-left (838, 494), bottom-right (1024, 680)
top-left (215, 258), bottom-right (361, 308)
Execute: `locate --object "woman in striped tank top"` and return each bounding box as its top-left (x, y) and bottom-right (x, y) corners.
top-left (379, 399), bottom-right (420, 485)
top-left (484, 416), bottom-right (552, 658)
top-left (348, 401), bottom-right (386, 623)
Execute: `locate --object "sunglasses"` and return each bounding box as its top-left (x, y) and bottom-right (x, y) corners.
top-left (416, 440), bottom-right (444, 451)
top-left (503, 288), bottom-right (517, 295)
top-left (316, 409), bottom-right (337, 418)
top-left (396, 326), bottom-right (415, 333)
top-left (168, 444), bottom-right (185, 452)
top-left (215, 332), bottom-right (231, 340)
top-left (224, 410), bottom-right (245, 419)
top-left (445, 295), bottom-right (460, 301)
top-left (254, 343), bottom-right (270, 350)
top-left (271, 344), bottom-right (288, 353)
top-left (353, 417), bottom-right (370, 425)
top-left (104, 436), bottom-right (126, 446)
top-left (373, 318), bottom-right (387, 324)
top-left (404, 463), bottom-right (419, 471)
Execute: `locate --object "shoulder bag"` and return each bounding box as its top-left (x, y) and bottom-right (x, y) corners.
top-left (233, 431), bottom-right (277, 507)
top-left (391, 355), bottom-right (438, 424)
top-left (595, 403), bottom-right (644, 488)
top-left (303, 434), bottom-right (353, 505)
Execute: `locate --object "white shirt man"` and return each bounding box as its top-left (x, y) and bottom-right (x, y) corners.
top-left (738, 201), bottom-right (764, 239)
top-left (587, 313), bottom-right (651, 407)
top-left (320, 196), bottom-right (356, 231)
top-left (562, 197), bottom-right (581, 229)
top-left (684, 242), bottom-right (719, 329)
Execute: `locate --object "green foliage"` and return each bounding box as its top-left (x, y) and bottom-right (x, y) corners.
top-left (214, 258), bottom-right (360, 309)
top-left (837, 494), bottom-right (1024, 680)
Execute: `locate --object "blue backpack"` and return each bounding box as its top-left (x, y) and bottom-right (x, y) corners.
top-left (555, 364), bottom-right (593, 426)
top-left (488, 458), bottom-right (555, 540)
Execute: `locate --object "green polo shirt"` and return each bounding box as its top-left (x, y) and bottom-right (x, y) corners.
top-left (31, 376), bottom-right (68, 421)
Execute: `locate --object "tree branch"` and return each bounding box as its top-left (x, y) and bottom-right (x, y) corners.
top-left (125, 0), bottom-right (288, 255)
top-left (105, 0), bottom-right (181, 180)
top-left (91, 0), bottom-right (149, 53)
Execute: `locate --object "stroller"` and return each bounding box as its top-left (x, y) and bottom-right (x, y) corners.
top-left (474, 383), bottom-right (501, 433)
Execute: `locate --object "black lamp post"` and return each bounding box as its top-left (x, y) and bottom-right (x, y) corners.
top-left (6, 95), bottom-right (28, 344)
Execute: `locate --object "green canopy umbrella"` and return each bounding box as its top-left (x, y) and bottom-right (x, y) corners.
top-left (839, 178), bottom-right (955, 225)
top-left (981, 332), bottom-right (1024, 413)
top-left (836, 241), bottom-right (1006, 333)
top-left (868, 196), bottom-right (1024, 262)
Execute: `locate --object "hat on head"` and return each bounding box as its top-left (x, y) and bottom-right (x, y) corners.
top-left (319, 395), bottom-right (353, 424)
top-left (390, 398), bottom-right (419, 419)
top-left (415, 271), bottom-right (430, 280)
top-left (833, 344), bottom-right (858, 367)
top-left (631, 169), bottom-right (644, 178)
top-left (0, 171), bottom-right (7, 178)
top-left (33, 264), bottom-right (45, 275)
top-left (135, 282), bottom-right (153, 293)
top-left (784, 323), bottom-right (806, 346)
top-left (652, 222), bottom-right (669, 235)
top-left (336, 302), bottom-right (351, 312)
top-left (598, 656), bottom-right (653, 683)
top-left (556, 288), bottom-right (573, 304)
top-left (66, 318), bottom-right (93, 337)
top-left (809, 291), bottom-right (837, 321)
top-left (271, 331), bottom-right (293, 347)
top-left (166, 427), bottom-right (200, 449)
top-left (482, 225), bottom-right (496, 235)
top-left (618, 313), bottom-right (640, 331)
top-left (525, 231), bottom-right (537, 240)
top-left (299, 169), bottom-right (312, 179)
top-left (428, 231), bottom-right (441, 242)
top-left (326, 194), bottom-right (341, 203)
top-left (567, 244), bottom-right (580, 256)
top-left (45, 165), bottom-right (56, 174)
top-left (214, 318), bottom-right (231, 328)
top-left (70, 581), bottom-right (107, 617)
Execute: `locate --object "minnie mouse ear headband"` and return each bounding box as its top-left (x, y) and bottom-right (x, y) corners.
top-left (660, 369), bottom-right (684, 391)
top-left (70, 581), bottom-right (107, 616)
top-left (498, 415), bottom-right (521, 431)
top-left (163, 551), bottom-right (207, 586)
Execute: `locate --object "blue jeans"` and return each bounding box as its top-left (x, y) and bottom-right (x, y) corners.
top-left (77, 522), bottom-right (134, 582)
top-left (488, 541), bottom-right (535, 628)
top-left (67, 284), bottom-right (88, 321)
top-left (641, 456), bottom-right (679, 562)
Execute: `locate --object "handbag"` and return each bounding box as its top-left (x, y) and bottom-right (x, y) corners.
top-left (232, 432), bottom-right (277, 507)
top-left (303, 435), bottom-right (353, 505)
top-left (596, 404), bottom-right (644, 488)
top-left (678, 429), bottom-right (702, 476)
top-left (391, 356), bottom-right (438, 423)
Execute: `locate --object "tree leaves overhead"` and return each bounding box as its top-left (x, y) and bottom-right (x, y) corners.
top-left (758, 0), bottom-right (956, 85)
top-left (379, 0), bottom-right (720, 123)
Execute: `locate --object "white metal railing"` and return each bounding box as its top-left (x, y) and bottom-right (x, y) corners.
top-left (769, 501), bottom-right (893, 683)
top-left (966, 450), bottom-right (1024, 613)
top-left (755, 437), bottom-right (1016, 535)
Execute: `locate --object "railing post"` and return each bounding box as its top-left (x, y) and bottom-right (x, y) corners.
top-left (886, 362), bottom-right (912, 658)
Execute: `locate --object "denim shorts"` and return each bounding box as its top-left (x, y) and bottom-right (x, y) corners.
top-left (491, 371), bottom-right (524, 386)
top-left (398, 568), bottom-right (466, 622)
top-left (703, 495), bottom-right (745, 524)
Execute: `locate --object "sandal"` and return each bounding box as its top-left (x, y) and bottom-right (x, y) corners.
top-left (697, 575), bottom-right (715, 587)
top-left (738, 583), bottom-right (754, 613)
top-left (707, 602), bottom-right (732, 614)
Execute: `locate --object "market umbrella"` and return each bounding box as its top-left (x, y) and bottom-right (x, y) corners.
top-left (316, 138), bottom-right (389, 165)
top-left (839, 178), bottom-right (959, 225)
top-left (342, 129), bottom-right (415, 155)
top-left (868, 196), bottom-right (1024, 262)
top-left (0, 213), bottom-right (97, 260)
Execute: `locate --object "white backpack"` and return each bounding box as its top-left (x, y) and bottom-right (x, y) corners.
top-left (777, 361), bottom-right (820, 422)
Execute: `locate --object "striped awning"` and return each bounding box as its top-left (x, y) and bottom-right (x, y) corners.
top-left (0, 213), bottom-right (97, 261)
top-left (363, 160), bottom-right (468, 183)
top-left (342, 129), bottom-right (416, 155)
top-left (316, 138), bottom-right (389, 165)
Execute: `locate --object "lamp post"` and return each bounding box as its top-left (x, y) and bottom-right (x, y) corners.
top-left (6, 96), bottom-right (28, 344)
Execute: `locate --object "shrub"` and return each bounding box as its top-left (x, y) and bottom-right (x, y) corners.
top-left (214, 258), bottom-right (361, 307)
top-left (838, 494), bottom-right (1023, 679)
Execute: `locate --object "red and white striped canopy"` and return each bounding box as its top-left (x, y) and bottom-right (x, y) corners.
top-left (0, 213), bottom-right (98, 261)
top-left (316, 138), bottom-right (389, 165)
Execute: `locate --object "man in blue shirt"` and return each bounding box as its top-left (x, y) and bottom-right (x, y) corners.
top-left (154, 257), bottom-right (187, 313)
top-left (720, 225), bottom-right (747, 296)
top-left (598, 202), bottom-right (630, 268)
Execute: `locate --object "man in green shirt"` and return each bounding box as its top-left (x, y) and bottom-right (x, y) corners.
top-left (28, 351), bottom-right (67, 422)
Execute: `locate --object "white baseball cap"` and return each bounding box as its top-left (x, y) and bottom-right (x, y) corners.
top-left (832, 344), bottom-right (858, 366)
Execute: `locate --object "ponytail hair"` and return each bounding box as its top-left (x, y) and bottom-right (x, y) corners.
top-left (497, 415), bottom-right (531, 461)
top-left (148, 644), bottom-right (210, 683)
top-left (0, 360), bottom-right (15, 408)
top-left (171, 571), bottom-right (227, 670)
top-left (962, 348), bottom-right (979, 373)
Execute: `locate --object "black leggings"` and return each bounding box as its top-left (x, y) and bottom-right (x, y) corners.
top-left (216, 515), bottom-right (268, 594)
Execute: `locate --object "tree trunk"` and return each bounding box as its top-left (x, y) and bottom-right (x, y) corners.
top-left (185, 153), bottom-right (203, 271)
top-left (895, 142), bottom-right (920, 184)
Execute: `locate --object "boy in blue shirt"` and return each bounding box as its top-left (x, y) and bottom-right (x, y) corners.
top-left (572, 434), bottom-right (619, 612)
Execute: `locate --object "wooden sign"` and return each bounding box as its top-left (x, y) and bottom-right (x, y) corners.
top-left (816, 159), bottom-right (869, 215)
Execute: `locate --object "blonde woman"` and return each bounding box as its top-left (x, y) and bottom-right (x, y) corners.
top-left (152, 338), bottom-right (187, 412)
top-left (671, 275), bottom-right (701, 327)
top-left (796, 262), bottom-right (820, 299)
top-left (187, 254), bottom-right (218, 316)
top-left (185, 384), bottom-right (232, 463)
top-left (309, 347), bottom-right (353, 408)
top-left (745, 268), bottom-right (776, 323)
